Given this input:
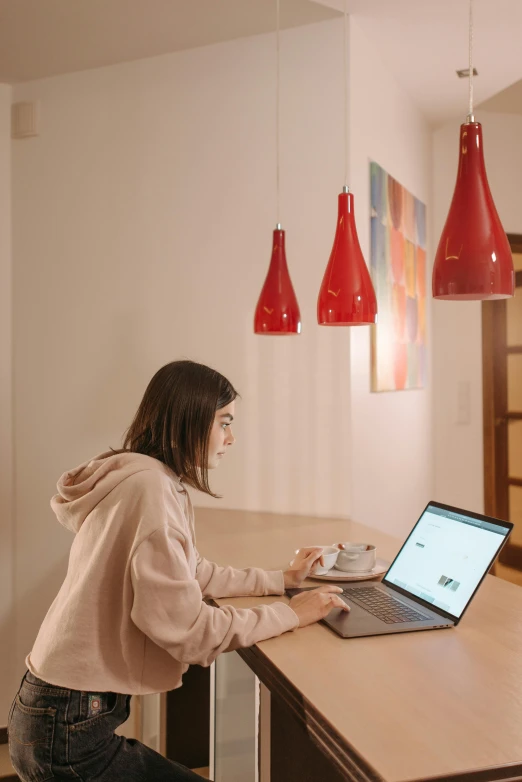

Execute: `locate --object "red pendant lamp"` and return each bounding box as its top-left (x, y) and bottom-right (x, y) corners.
top-left (318, 186), bottom-right (377, 325)
top-left (254, 225), bottom-right (301, 334)
top-left (432, 0), bottom-right (514, 300)
top-left (317, 0), bottom-right (377, 326)
top-left (254, 0), bottom-right (301, 335)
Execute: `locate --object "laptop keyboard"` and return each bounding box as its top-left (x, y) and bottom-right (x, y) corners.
top-left (342, 586), bottom-right (431, 624)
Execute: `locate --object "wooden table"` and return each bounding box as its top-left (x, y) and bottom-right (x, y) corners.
top-left (193, 507), bottom-right (522, 782)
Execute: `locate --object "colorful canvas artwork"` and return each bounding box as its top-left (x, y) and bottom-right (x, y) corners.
top-left (370, 162), bottom-right (427, 392)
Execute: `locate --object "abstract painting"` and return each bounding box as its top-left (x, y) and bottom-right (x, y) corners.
top-left (370, 161), bottom-right (427, 392)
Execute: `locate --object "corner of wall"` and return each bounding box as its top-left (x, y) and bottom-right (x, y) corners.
top-left (0, 82), bottom-right (15, 724)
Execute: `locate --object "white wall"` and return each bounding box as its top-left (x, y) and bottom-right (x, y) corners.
top-left (433, 111), bottom-right (522, 512)
top-left (9, 17), bottom-right (433, 714)
top-left (0, 84), bottom-right (14, 724)
top-left (349, 19), bottom-right (433, 537)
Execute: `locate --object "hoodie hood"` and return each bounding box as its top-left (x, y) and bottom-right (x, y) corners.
top-left (51, 450), bottom-right (184, 533)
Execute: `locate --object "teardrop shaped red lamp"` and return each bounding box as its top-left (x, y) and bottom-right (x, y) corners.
top-left (432, 121), bottom-right (514, 300)
top-left (254, 226), bottom-right (301, 335)
top-left (318, 189), bottom-right (377, 326)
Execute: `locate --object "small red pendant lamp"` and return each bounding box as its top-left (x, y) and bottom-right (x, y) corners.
top-left (318, 186), bottom-right (377, 325)
top-left (432, 0), bottom-right (514, 301)
top-left (317, 0), bottom-right (377, 326)
top-left (254, 0), bottom-right (301, 335)
top-left (254, 224), bottom-right (301, 334)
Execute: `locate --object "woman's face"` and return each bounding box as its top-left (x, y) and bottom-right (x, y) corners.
top-left (207, 400), bottom-right (236, 469)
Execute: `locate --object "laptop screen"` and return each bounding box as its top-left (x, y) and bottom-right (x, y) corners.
top-left (383, 503), bottom-right (511, 619)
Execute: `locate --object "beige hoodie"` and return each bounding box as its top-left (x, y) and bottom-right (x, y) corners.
top-left (27, 451), bottom-right (298, 694)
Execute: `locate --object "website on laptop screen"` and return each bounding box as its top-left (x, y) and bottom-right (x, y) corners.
top-left (384, 505), bottom-right (509, 618)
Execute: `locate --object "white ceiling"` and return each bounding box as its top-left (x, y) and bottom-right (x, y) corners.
top-left (1, 0), bottom-right (521, 126)
top-left (0, 0), bottom-right (339, 83)
top-left (316, 0), bottom-right (522, 125)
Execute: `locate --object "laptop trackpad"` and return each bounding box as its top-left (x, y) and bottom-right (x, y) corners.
top-left (329, 599), bottom-right (393, 633)
top-left (325, 595), bottom-right (448, 637)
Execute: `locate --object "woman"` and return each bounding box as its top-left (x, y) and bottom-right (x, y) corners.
top-left (8, 360), bottom-right (347, 781)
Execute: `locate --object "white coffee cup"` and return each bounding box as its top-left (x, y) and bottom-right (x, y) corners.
top-left (309, 545), bottom-right (339, 575)
top-left (335, 543), bottom-right (377, 573)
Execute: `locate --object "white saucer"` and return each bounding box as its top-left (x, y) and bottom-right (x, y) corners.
top-left (309, 558), bottom-right (389, 582)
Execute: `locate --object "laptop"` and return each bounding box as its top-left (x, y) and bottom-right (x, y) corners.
top-left (287, 501), bottom-right (512, 638)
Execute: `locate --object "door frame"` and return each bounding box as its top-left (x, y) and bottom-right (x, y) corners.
top-left (483, 233), bottom-right (522, 566)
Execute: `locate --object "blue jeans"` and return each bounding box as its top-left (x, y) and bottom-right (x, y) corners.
top-left (8, 671), bottom-right (207, 781)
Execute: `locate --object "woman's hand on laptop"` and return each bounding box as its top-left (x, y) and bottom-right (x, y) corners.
top-left (289, 586), bottom-right (350, 628)
top-left (283, 547), bottom-right (324, 588)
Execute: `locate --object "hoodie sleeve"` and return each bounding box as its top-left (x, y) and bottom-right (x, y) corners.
top-left (130, 527), bottom-right (298, 667)
top-left (195, 551), bottom-right (285, 598)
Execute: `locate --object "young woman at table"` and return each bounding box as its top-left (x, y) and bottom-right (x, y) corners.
top-left (9, 360), bottom-right (347, 782)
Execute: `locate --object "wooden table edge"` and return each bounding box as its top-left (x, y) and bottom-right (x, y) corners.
top-left (220, 629), bottom-right (522, 782)
top-left (235, 641), bottom-right (385, 782)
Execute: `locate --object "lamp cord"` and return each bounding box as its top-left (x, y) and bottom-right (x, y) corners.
top-left (343, 0), bottom-right (349, 189)
top-left (276, 0), bottom-right (280, 226)
top-left (468, 0), bottom-right (474, 120)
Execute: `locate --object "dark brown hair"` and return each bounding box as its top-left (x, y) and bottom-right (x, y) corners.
top-left (121, 360), bottom-right (238, 496)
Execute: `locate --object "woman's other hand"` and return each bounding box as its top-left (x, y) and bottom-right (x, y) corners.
top-left (283, 547), bottom-right (324, 588)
